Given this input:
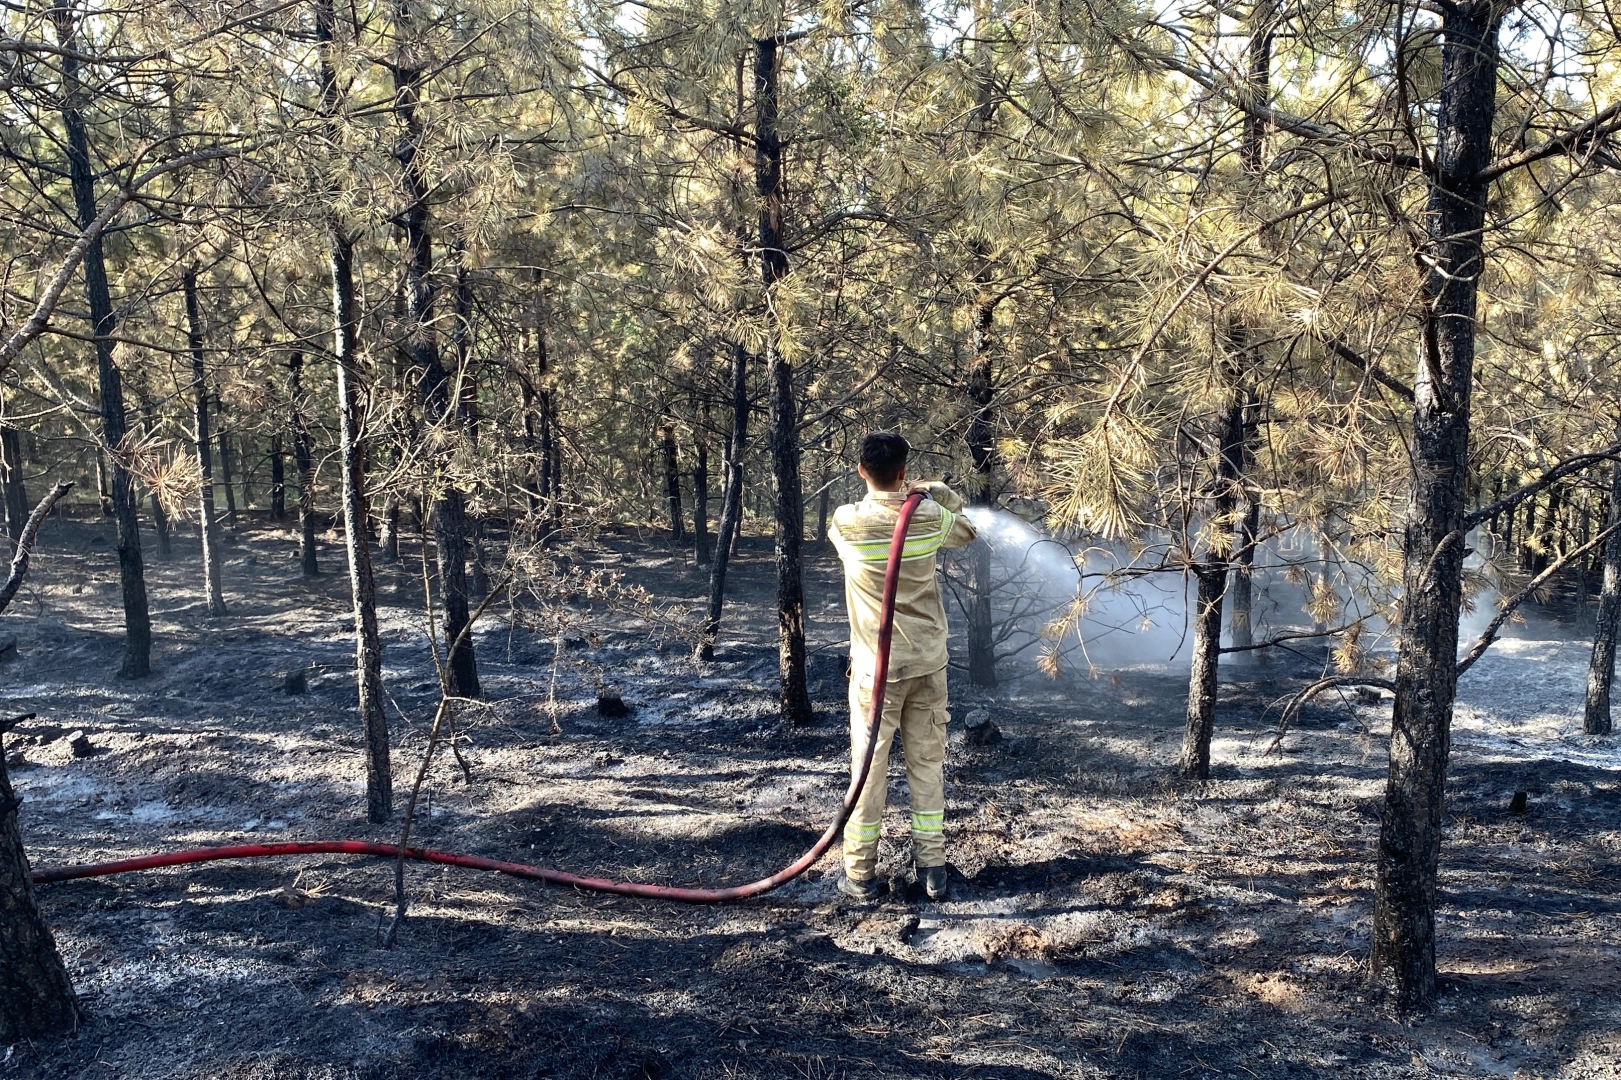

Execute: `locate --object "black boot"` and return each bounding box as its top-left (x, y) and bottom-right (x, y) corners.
top-left (919, 864), bottom-right (949, 901)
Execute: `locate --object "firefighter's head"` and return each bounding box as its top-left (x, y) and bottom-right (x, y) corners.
top-left (858, 431), bottom-right (909, 491)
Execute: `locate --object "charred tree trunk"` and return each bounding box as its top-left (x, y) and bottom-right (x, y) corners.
top-left (697, 343), bottom-right (749, 661)
top-left (318, 0), bottom-right (390, 822)
top-left (1180, 389), bottom-right (1245, 779)
top-left (331, 232), bottom-right (392, 823)
top-left (1227, 10), bottom-right (1272, 655)
top-left (391, 8), bottom-right (479, 699)
top-left (963, 11), bottom-right (1001, 688)
top-left (1372, 1), bottom-right (1502, 1012)
top-left (148, 493), bottom-right (170, 559)
top-left (964, 281), bottom-right (998, 687)
top-left (815, 449), bottom-right (832, 544)
top-left (451, 246), bottom-right (487, 596)
top-left (1, 392), bottom-right (29, 542)
top-left (184, 267), bottom-right (227, 617)
top-left (216, 397), bottom-right (237, 526)
top-left (755, 38), bottom-right (813, 724)
top-left (56, 0), bottom-right (149, 678)
top-left (0, 487), bottom-right (79, 1040)
top-left (694, 426), bottom-right (711, 566)
top-left (0, 727), bottom-right (78, 1041)
top-left (1585, 432), bottom-right (1621, 736)
top-left (269, 431), bottom-right (286, 520)
top-left (289, 353), bottom-right (319, 577)
top-left (661, 423), bottom-right (685, 544)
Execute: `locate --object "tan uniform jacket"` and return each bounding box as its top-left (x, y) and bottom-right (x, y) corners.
top-left (828, 484), bottom-right (977, 682)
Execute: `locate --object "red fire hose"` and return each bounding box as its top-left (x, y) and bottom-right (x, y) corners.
top-left (31, 492), bottom-right (926, 904)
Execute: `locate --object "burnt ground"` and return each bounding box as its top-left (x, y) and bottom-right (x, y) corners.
top-left (1, 511), bottom-right (1618, 1079)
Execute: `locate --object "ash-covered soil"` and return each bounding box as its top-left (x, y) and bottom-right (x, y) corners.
top-left (2, 513), bottom-right (1619, 1079)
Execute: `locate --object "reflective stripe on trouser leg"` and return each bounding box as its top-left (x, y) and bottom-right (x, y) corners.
top-left (898, 667), bottom-right (950, 868)
top-left (844, 669), bottom-right (904, 881)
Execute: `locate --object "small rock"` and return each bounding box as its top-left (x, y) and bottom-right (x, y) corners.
top-left (67, 730), bottom-right (93, 758)
top-left (1509, 790), bottom-right (1528, 815)
top-left (597, 690), bottom-right (631, 717)
top-left (284, 670), bottom-right (308, 695)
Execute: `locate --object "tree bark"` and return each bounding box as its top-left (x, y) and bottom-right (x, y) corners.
top-left (147, 492), bottom-right (171, 559)
top-left (288, 352), bottom-right (319, 577)
top-left (697, 343), bottom-right (749, 661)
top-left (269, 431), bottom-right (286, 520)
top-left (1372, 0), bottom-right (1502, 1012)
top-left (694, 426), bottom-right (711, 566)
top-left (184, 267), bottom-right (227, 617)
top-left (963, 9), bottom-right (1001, 688)
top-left (318, 0), bottom-right (391, 823)
top-left (1180, 387), bottom-right (1245, 779)
top-left (0, 486), bottom-right (79, 1040)
top-left (1585, 432), bottom-right (1621, 735)
top-left (216, 396), bottom-right (237, 526)
top-left (55, 0), bottom-right (150, 678)
top-left (392, 4), bottom-right (480, 699)
top-left (755, 37), bottom-right (813, 724)
top-left (661, 423), bottom-right (685, 544)
top-left (1, 391), bottom-right (29, 541)
top-left (0, 725), bottom-right (78, 1042)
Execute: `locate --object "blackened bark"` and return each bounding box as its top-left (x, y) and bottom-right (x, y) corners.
top-left (392, 6), bottom-right (479, 699)
top-left (1372, 0), bottom-right (1502, 1012)
top-left (1585, 434), bottom-right (1621, 735)
top-left (694, 428), bottom-right (711, 566)
top-left (56, 0), bottom-right (149, 678)
top-left (148, 492), bottom-right (170, 558)
top-left (965, 279), bottom-right (997, 687)
top-left (451, 247), bottom-right (487, 596)
top-left (1180, 566), bottom-right (1226, 778)
top-left (662, 423), bottom-right (685, 544)
top-left (269, 431), bottom-right (286, 520)
top-left (1180, 388), bottom-right (1245, 779)
top-left (289, 352), bottom-right (319, 577)
top-left (331, 232), bottom-right (392, 823)
top-left (1, 391), bottom-right (28, 541)
top-left (964, 18), bottom-right (1000, 688)
top-left (216, 397), bottom-right (237, 525)
top-left (755, 37), bottom-right (812, 723)
top-left (697, 343), bottom-right (749, 661)
top-left (318, 2), bottom-right (391, 822)
top-left (0, 490), bottom-right (78, 1039)
top-left (815, 446), bottom-right (831, 543)
top-left (184, 267), bottom-right (227, 617)
top-left (1229, 496), bottom-right (1260, 650)
top-left (93, 452), bottom-right (110, 516)
top-left (0, 731), bottom-right (78, 1041)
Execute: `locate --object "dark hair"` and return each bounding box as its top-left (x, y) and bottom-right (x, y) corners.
top-left (860, 431), bottom-right (909, 486)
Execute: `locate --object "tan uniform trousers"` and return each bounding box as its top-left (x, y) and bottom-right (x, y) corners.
top-left (843, 666), bottom-right (950, 880)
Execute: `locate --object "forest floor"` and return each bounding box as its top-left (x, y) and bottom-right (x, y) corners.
top-left (2, 512), bottom-right (1619, 1080)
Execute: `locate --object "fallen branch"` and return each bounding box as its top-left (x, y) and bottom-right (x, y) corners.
top-left (1465, 440), bottom-right (1621, 531)
top-left (1266, 676), bottom-right (1397, 754)
top-left (0, 481), bottom-right (73, 617)
top-left (1456, 521), bottom-right (1621, 676)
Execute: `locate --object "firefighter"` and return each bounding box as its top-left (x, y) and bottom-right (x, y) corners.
top-left (828, 432), bottom-right (977, 902)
